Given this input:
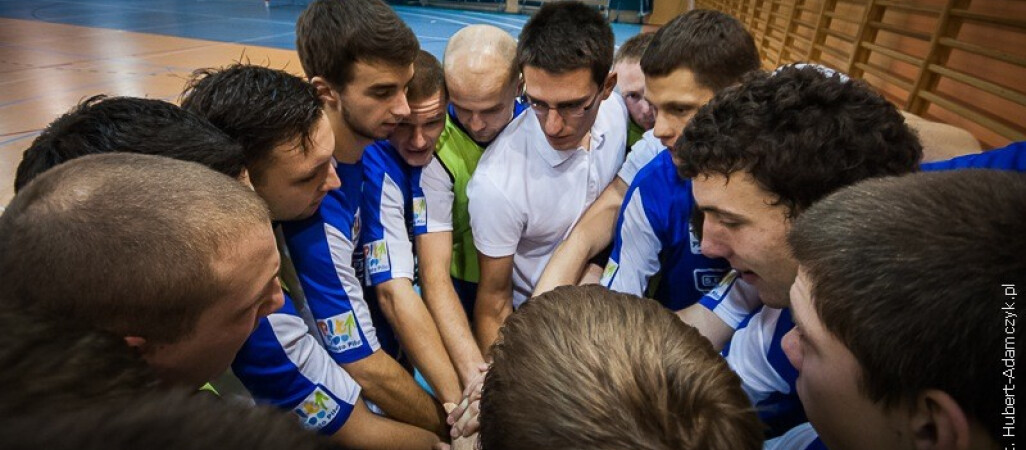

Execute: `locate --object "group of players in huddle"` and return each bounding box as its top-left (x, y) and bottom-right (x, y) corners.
top-left (1, 0), bottom-right (1023, 449)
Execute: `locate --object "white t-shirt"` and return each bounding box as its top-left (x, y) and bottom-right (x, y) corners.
top-left (467, 93), bottom-right (629, 307)
top-left (616, 129), bottom-right (664, 185)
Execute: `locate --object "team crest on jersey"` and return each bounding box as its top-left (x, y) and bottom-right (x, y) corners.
top-left (293, 386), bottom-right (341, 430)
top-left (351, 207), bottom-right (361, 239)
top-left (599, 259), bottom-right (619, 286)
top-left (412, 196), bottom-right (427, 227)
top-left (317, 311), bottom-right (363, 353)
top-left (689, 223), bottom-right (702, 255)
top-left (693, 268), bottom-right (730, 293)
top-left (364, 240), bottom-right (390, 275)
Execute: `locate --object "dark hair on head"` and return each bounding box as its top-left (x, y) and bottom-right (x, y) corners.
top-left (641, 10), bottom-right (759, 92)
top-left (0, 153), bottom-right (269, 344)
top-left (480, 285), bottom-right (762, 450)
top-left (296, 0), bottom-right (419, 88)
top-left (0, 307), bottom-right (157, 415)
top-left (676, 66), bottom-right (922, 217)
top-left (516, 1), bottom-right (615, 87)
top-left (14, 95), bottom-right (244, 192)
top-left (407, 50), bottom-right (446, 104)
top-left (0, 388), bottom-right (337, 450)
top-left (614, 32), bottom-right (654, 65)
top-left (181, 64), bottom-right (323, 178)
top-left (788, 170), bottom-right (1026, 441)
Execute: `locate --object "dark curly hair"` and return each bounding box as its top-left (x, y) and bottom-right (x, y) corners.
top-left (676, 66), bottom-right (923, 217)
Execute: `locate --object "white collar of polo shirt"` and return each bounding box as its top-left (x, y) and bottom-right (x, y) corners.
top-left (532, 115), bottom-right (609, 168)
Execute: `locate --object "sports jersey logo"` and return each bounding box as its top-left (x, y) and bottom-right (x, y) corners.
top-left (693, 268), bottom-right (730, 293)
top-left (689, 223), bottom-right (702, 255)
top-left (364, 240), bottom-right (390, 275)
top-left (412, 196), bottom-right (427, 227)
top-left (352, 207), bottom-right (361, 240)
top-left (317, 311), bottom-right (364, 353)
top-left (293, 386), bottom-right (341, 430)
top-left (599, 259), bottom-right (619, 286)
top-left (705, 270), bottom-right (739, 301)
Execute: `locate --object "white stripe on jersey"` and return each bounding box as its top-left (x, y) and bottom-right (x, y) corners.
top-left (267, 313), bottom-right (363, 406)
top-left (320, 222), bottom-right (381, 352)
top-left (603, 188), bottom-right (662, 296)
top-left (419, 157), bottom-right (455, 233)
top-left (377, 173), bottom-right (415, 281)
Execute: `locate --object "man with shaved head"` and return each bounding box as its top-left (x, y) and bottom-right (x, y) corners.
top-left (416, 24), bottom-right (526, 385)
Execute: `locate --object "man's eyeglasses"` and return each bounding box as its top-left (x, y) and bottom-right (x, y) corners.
top-left (521, 88), bottom-right (602, 119)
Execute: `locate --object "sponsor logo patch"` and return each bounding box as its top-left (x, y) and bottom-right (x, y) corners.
top-left (412, 196), bottom-right (427, 227)
top-left (317, 311), bottom-right (363, 353)
top-left (694, 268), bottom-right (730, 293)
top-left (599, 259), bottom-right (619, 286)
top-left (293, 386), bottom-right (341, 430)
top-left (363, 240), bottom-right (390, 275)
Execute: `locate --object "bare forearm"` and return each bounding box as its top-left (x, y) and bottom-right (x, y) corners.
top-left (343, 352), bottom-right (447, 436)
top-left (417, 233), bottom-right (486, 386)
top-left (334, 397), bottom-right (440, 450)
top-left (473, 290), bottom-right (512, 356)
top-left (676, 305), bottom-right (734, 352)
top-left (378, 281), bottom-right (462, 404)
top-left (533, 179), bottom-right (627, 296)
top-left (422, 279), bottom-right (485, 385)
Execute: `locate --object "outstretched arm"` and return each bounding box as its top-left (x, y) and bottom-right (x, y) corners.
top-left (533, 178), bottom-right (628, 296)
top-left (417, 231), bottom-right (486, 386)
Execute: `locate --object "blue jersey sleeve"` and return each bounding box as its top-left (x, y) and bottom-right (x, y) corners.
top-left (921, 141), bottom-right (1025, 172)
top-left (281, 161), bottom-right (381, 364)
top-left (410, 167), bottom-right (429, 236)
top-left (603, 151), bottom-right (730, 309)
top-left (232, 297), bottom-right (361, 436)
top-left (359, 142), bottom-right (417, 286)
top-left (601, 176), bottom-right (663, 297)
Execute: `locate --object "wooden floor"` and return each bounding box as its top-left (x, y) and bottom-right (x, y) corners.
top-left (0, 18), bottom-right (305, 205)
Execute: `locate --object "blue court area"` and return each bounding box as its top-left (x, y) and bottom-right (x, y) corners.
top-left (0, 0), bottom-right (643, 58)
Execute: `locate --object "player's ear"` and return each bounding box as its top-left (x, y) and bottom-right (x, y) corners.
top-left (600, 72), bottom-right (617, 100)
top-left (311, 76), bottom-right (341, 110)
top-left (909, 389), bottom-right (971, 450)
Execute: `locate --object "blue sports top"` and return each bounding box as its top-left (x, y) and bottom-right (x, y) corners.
top-left (280, 161), bottom-right (381, 364)
top-left (232, 295), bottom-right (361, 435)
top-left (600, 150), bottom-right (730, 309)
top-left (921, 141), bottom-right (1025, 172)
top-left (353, 140), bottom-right (428, 358)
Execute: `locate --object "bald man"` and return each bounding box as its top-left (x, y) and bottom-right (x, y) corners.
top-left (417, 25), bottom-right (526, 385)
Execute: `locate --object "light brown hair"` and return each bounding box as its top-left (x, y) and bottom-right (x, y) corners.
top-left (479, 285), bottom-right (762, 450)
top-left (0, 153), bottom-right (270, 343)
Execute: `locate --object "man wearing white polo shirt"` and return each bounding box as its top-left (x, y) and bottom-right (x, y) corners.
top-left (467, 0), bottom-right (628, 353)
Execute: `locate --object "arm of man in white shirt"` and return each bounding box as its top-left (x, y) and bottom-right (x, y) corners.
top-left (467, 173), bottom-right (523, 356)
top-left (532, 178), bottom-right (628, 296)
top-left (474, 253), bottom-right (515, 355)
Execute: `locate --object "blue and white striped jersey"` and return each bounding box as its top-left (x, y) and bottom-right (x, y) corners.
top-left (353, 140), bottom-right (428, 358)
top-left (764, 423), bottom-right (827, 450)
top-left (280, 161), bottom-right (381, 364)
top-left (600, 150), bottom-right (730, 309)
top-left (723, 302), bottom-right (807, 437)
top-left (232, 295), bottom-right (361, 435)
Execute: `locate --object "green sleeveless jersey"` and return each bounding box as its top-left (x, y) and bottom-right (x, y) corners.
top-left (435, 116), bottom-right (485, 282)
top-left (627, 118), bottom-right (645, 149)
